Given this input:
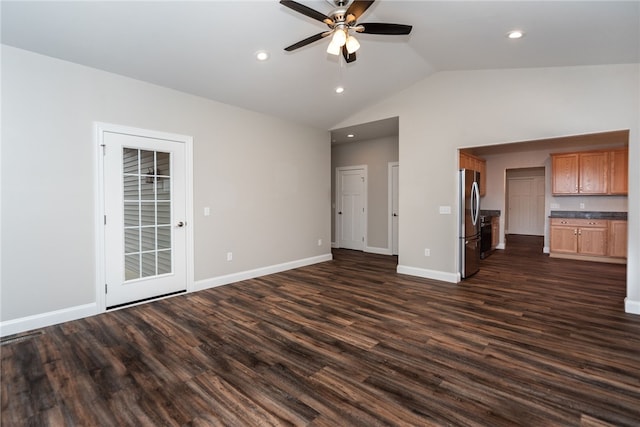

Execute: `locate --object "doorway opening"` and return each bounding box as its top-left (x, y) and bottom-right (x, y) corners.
top-left (330, 116), bottom-right (399, 258)
top-left (505, 167), bottom-right (545, 253)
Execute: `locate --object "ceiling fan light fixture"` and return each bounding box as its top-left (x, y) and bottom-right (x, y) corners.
top-left (327, 41), bottom-right (341, 55)
top-left (346, 35), bottom-right (360, 54)
top-left (331, 28), bottom-right (347, 46)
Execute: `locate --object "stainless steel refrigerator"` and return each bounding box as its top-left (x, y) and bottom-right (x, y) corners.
top-left (459, 169), bottom-right (481, 278)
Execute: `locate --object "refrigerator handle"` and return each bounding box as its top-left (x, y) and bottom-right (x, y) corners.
top-left (471, 181), bottom-right (480, 226)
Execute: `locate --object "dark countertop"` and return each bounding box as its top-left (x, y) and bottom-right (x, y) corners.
top-left (549, 211), bottom-right (627, 220)
top-left (480, 210), bottom-right (501, 217)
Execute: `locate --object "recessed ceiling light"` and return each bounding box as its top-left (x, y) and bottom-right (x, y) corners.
top-left (335, 86), bottom-right (345, 94)
top-left (347, 134), bottom-right (355, 138)
top-left (507, 30), bottom-right (524, 39)
top-left (255, 51), bottom-right (270, 61)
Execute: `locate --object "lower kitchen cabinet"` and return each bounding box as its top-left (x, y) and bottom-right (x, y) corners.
top-left (578, 226), bottom-right (608, 256)
top-left (609, 220), bottom-right (628, 258)
top-left (550, 217), bottom-right (626, 263)
top-left (550, 223), bottom-right (579, 254)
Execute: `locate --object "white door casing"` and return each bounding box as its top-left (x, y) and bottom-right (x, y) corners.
top-left (389, 162), bottom-right (399, 255)
top-left (336, 166), bottom-right (367, 250)
top-left (96, 123), bottom-right (193, 310)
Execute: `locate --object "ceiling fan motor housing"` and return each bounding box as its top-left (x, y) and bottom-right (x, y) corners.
top-left (329, 8), bottom-right (348, 27)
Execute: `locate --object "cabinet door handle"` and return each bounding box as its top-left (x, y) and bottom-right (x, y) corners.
top-left (574, 229), bottom-right (577, 235)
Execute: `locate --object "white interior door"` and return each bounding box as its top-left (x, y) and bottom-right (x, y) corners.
top-left (391, 163), bottom-right (399, 255)
top-left (103, 131), bottom-right (187, 308)
top-left (507, 176), bottom-right (545, 236)
top-left (337, 167), bottom-right (366, 250)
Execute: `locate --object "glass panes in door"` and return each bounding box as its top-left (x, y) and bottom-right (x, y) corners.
top-left (123, 148), bottom-right (172, 281)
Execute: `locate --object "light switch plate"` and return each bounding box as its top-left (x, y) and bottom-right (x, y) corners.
top-left (439, 206), bottom-right (452, 214)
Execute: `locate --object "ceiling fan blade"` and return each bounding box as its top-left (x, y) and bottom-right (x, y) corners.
top-left (346, 0), bottom-right (375, 20)
top-left (342, 45), bottom-right (357, 63)
top-left (284, 32), bottom-right (329, 51)
top-left (280, 0), bottom-right (331, 23)
top-left (359, 22), bottom-right (412, 35)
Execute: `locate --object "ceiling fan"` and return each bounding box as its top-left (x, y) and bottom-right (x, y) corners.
top-left (280, 0), bottom-right (412, 63)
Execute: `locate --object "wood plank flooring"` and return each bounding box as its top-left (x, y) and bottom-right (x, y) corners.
top-left (2, 236), bottom-right (639, 426)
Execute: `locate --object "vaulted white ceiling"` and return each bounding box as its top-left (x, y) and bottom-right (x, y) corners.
top-left (2, 1), bottom-right (639, 133)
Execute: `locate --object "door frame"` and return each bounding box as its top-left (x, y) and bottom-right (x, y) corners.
top-left (94, 122), bottom-right (194, 312)
top-left (388, 162), bottom-right (399, 256)
top-left (335, 165), bottom-right (368, 250)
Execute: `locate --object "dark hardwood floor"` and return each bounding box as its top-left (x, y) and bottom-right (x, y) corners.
top-left (2, 237), bottom-right (638, 426)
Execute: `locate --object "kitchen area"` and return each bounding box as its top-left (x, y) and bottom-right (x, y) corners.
top-left (459, 129), bottom-right (629, 278)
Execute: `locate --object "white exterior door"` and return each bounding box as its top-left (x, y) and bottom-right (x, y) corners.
top-left (103, 130), bottom-right (188, 308)
top-left (337, 167), bottom-right (366, 250)
top-left (391, 163), bottom-right (399, 255)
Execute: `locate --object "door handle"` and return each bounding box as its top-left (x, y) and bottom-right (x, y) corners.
top-left (176, 221), bottom-right (185, 227)
top-left (393, 213), bottom-right (398, 217)
top-left (338, 212), bottom-right (342, 215)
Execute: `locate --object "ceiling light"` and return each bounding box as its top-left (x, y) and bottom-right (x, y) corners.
top-left (327, 41), bottom-right (341, 56)
top-left (346, 35), bottom-right (360, 54)
top-left (335, 86), bottom-right (345, 94)
top-left (347, 134), bottom-right (355, 138)
top-left (507, 30), bottom-right (524, 39)
top-left (331, 29), bottom-right (347, 47)
top-left (255, 50), bottom-right (270, 61)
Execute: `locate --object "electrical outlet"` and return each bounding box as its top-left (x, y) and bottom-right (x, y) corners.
top-left (226, 252), bottom-right (233, 261)
top-left (204, 207), bottom-right (211, 216)
top-left (317, 239), bottom-right (322, 246)
top-left (579, 203), bottom-right (585, 209)
top-left (424, 248), bottom-right (430, 256)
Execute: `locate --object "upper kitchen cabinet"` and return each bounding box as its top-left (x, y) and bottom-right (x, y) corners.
top-left (551, 153), bottom-right (579, 194)
top-left (551, 147), bottom-right (628, 196)
top-left (460, 152), bottom-right (486, 196)
top-left (579, 151), bottom-right (608, 194)
top-left (609, 148), bottom-right (629, 195)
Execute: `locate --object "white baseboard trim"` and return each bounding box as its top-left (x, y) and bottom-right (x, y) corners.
top-left (396, 265), bottom-right (459, 283)
top-left (543, 246), bottom-right (550, 254)
top-left (496, 243), bottom-right (506, 250)
top-left (194, 253), bottom-right (333, 292)
top-left (1, 303), bottom-right (98, 337)
top-left (625, 297), bottom-right (640, 315)
top-left (365, 246), bottom-right (392, 255)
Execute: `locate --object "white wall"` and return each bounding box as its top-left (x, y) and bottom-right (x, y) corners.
top-left (332, 64), bottom-right (640, 313)
top-left (331, 136), bottom-right (399, 251)
top-left (1, 46), bottom-right (331, 325)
